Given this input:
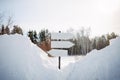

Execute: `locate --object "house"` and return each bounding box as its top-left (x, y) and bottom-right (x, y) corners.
top-left (37, 32), bottom-right (51, 52)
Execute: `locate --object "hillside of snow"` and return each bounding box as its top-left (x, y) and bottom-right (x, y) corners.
top-left (0, 34), bottom-right (120, 80)
top-left (0, 34), bottom-right (59, 80)
top-left (66, 37), bottom-right (120, 80)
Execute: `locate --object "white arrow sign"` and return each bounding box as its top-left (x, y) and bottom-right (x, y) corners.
top-left (51, 41), bottom-right (74, 48)
top-left (48, 49), bottom-right (68, 57)
top-left (48, 32), bottom-right (74, 57)
top-left (51, 33), bottom-right (74, 40)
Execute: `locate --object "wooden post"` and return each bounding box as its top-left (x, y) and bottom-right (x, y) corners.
top-left (58, 31), bottom-right (61, 69)
top-left (58, 56), bottom-right (61, 69)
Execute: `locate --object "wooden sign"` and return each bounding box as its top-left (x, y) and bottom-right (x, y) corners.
top-left (51, 41), bottom-right (74, 48)
top-left (48, 32), bottom-right (74, 57)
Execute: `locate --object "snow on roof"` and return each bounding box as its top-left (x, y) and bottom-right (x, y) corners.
top-left (48, 49), bottom-right (68, 57)
top-left (51, 41), bottom-right (74, 48)
top-left (51, 33), bottom-right (74, 40)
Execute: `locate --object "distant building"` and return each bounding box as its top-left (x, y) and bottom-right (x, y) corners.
top-left (37, 33), bottom-right (51, 52)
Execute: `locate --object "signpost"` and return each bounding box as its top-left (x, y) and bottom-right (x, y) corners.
top-left (48, 32), bottom-right (74, 69)
top-left (58, 56), bottom-right (61, 69)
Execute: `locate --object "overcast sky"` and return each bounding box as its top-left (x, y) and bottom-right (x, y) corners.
top-left (0, 0), bottom-right (120, 36)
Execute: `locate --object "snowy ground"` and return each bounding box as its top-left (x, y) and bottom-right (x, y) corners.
top-left (0, 34), bottom-right (120, 80)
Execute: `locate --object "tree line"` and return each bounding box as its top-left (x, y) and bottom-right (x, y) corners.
top-left (0, 25), bottom-right (23, 35)
top-left (27, 29), bottom-right (51, 45)
top-left (68, 28), bottom-right (118, 55)
top-left (27, 27), bottom-right (118, 55)
top-left (0, 13), bottom-right (23, 35)
top-left (0, 25), bottom-right (118, 56)
top-left (0, 25), bottom-right (118, 55)
top-left (0, 13), bottom-right (118, 55)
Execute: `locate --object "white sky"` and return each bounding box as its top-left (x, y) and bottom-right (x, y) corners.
top-left (0, 0), bottom-right (120, 37)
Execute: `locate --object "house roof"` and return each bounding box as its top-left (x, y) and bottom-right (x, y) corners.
top-left (51, 33), bottom-right (74, 40)
top-left (48, 49), bottom-right (67, 56)
top-left (51, 41), bottom-right (74, 48)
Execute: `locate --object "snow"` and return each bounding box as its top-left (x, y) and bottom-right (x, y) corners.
top-left (61, 56), bottom-right (84, 68)
top-left (67, 37), bottom-right (120, 80)
top-left (0, 34), bottom-right (120, 80)
top-left (51, 41), bottom-right (74, 48)
top-left (51, 33), bottom-right (74, 40)
top-left (48, 49), bottom-right (68, 56)
top-left (0, 34), bottom-right (58, 80)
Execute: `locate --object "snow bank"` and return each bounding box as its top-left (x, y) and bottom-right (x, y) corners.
top-left (0, 34), bottom-right (58, 80)
top-left (67, 37), bottom-right (120, 80)
top-left (0, 34), bottom-right (120, 80)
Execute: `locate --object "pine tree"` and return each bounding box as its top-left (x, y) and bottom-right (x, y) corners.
top-left (0, 28), bottom-right (1, 35)
top-left (40, 30), bottom-right (45, 42)
top-left (28, 30), bottom-right (34, 43)
top-left (107, 33), bottom-right (112, 40)
top-left (38, 32), bottom-right (41, 43)
top-left (1, 25), bottom-right (5, 35)
top-left (111, 32), bottom-right (117, 39)
top-left (5, 26), bottom-right (10, 35)
top-left (33, 30), bottom-right (37, 39)
top-left (33, 30), bottom-right (38, 44)
top-left (92, 38), bottom-right (96, 49)
top-left (11, 25), bottom-right (23, 35)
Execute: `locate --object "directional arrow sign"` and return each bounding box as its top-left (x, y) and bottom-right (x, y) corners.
top-left (48, 49), bottom-right (68, 57)
top-left (48, 32), bottom-right (75, 57)
top-left (51, 41), bottom-right (74, 48)
top-left (51, 33), bottom-right (74, 40)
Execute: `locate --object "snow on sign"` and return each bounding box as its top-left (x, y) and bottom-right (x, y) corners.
top-left (51, 41), bottom-right (74, 48)
top-left (48, 32), bottom-right (74, 57)
top-left (51, 33), bottom-right (74, 40)
top-left (48, 32), bottom-right (75, 69)
top-left (48, 49), bottom-right (68, 56)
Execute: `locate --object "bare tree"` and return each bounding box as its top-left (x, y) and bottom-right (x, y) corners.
top-left (78, 27), bottom-right (91, 54)
top-left (0, 12), bottom-right (13, 26)
top-left (0, 12), bottom-right (14, 35)
top-left (68, 27), bottom-right (92, 55)
top-left (6, 16), bottom-right (13, 27)
top-left (0, 12), bottom-right (4, 26)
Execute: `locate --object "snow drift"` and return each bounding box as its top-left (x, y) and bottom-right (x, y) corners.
top-left (67, 37), bottom-right (120, 80)
top-left (0, 34), bottom-right (120, 80)
top-left (0, 34), bottom-right (58, 80)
